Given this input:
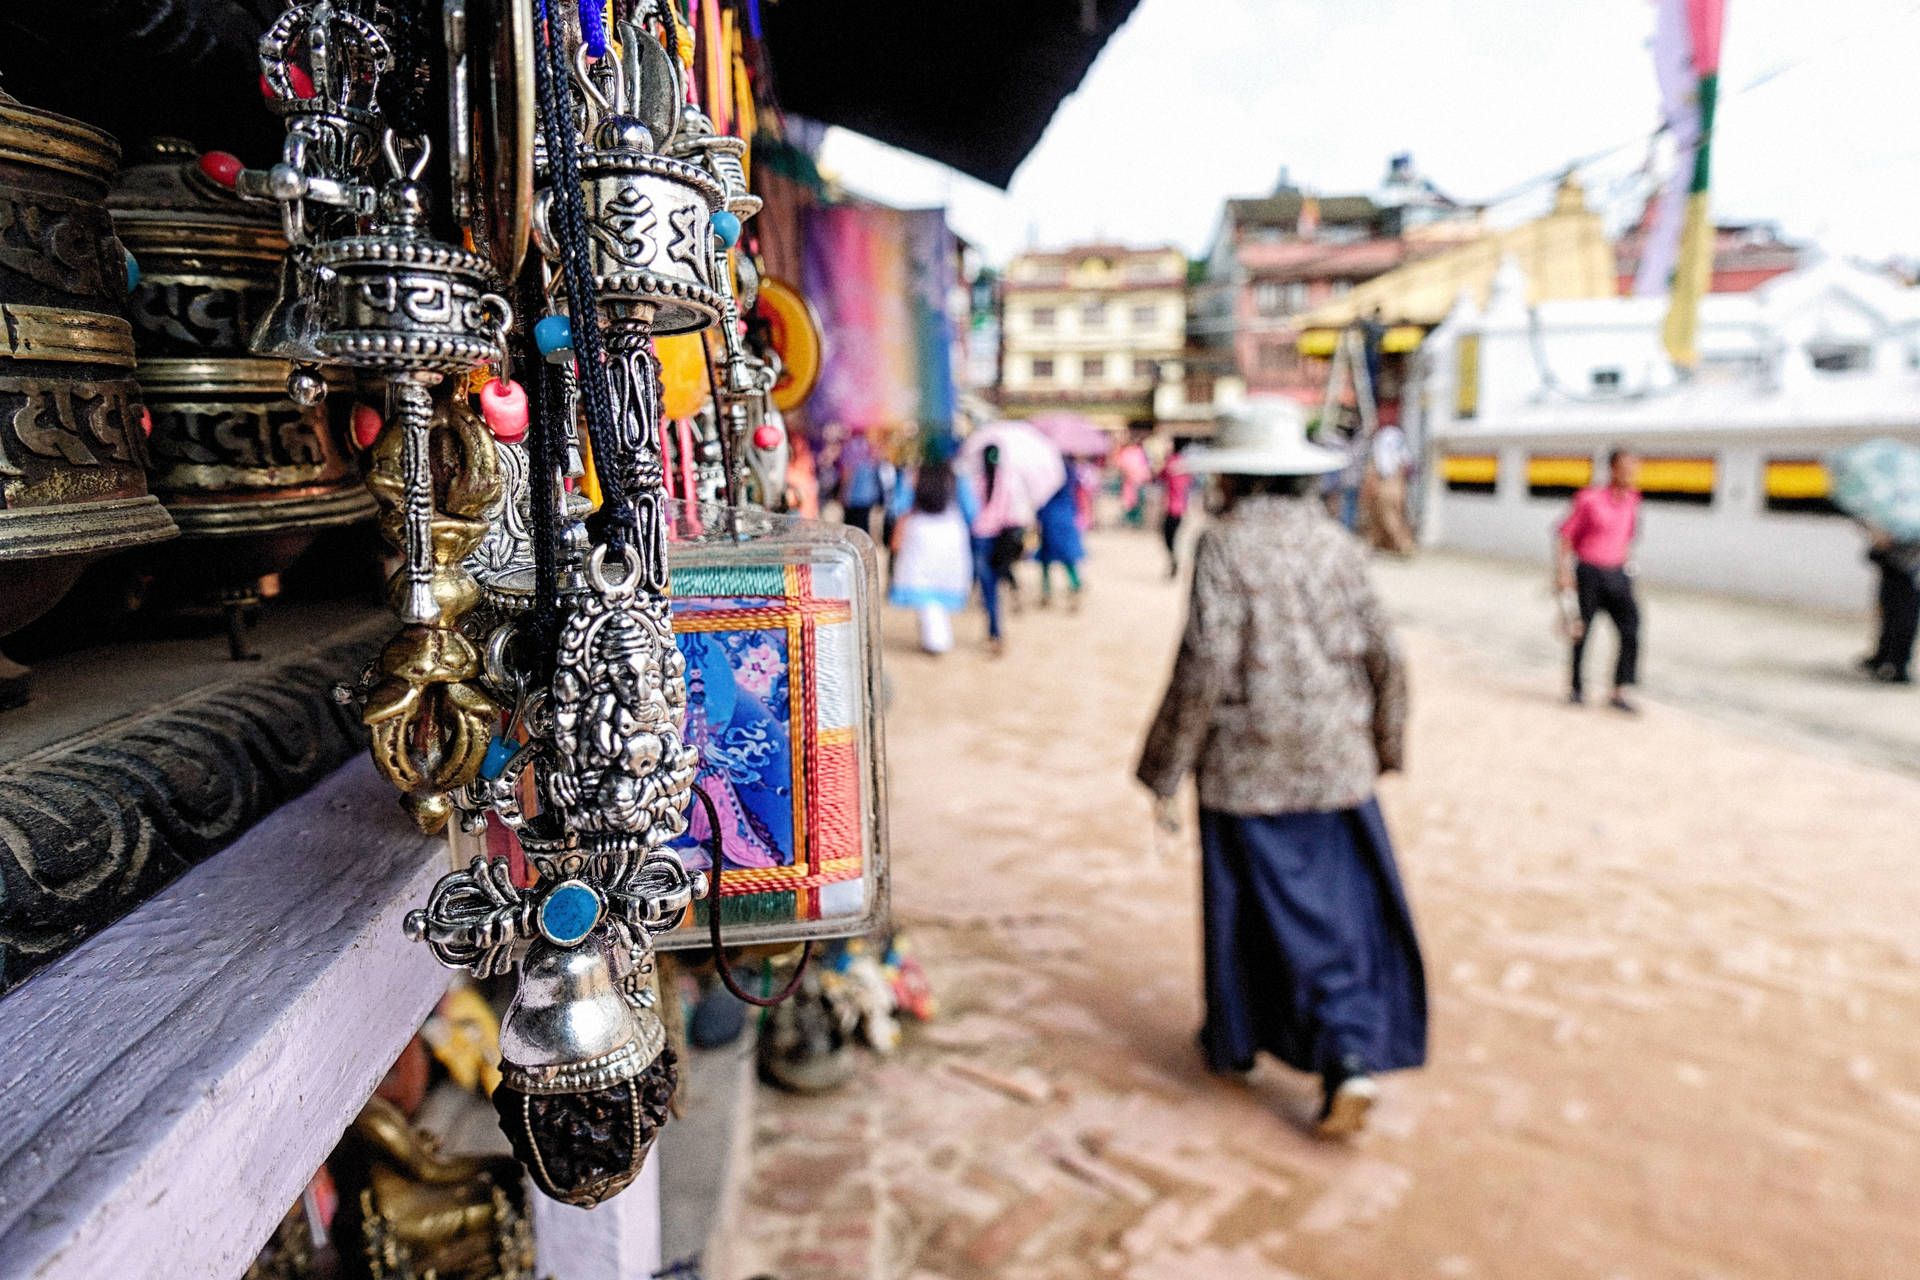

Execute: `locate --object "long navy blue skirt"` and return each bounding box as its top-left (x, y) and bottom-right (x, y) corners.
top-left (1199, 799), bottom-right (1427, 1078)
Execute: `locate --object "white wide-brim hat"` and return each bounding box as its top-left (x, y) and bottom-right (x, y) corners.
top-left (1185, 397), bottom-right (1347, 476)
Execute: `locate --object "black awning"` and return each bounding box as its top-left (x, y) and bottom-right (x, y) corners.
top-left (0, 0), bottom-right (1140, 185)
top-left (759, 0), bottom-right (1142, 190)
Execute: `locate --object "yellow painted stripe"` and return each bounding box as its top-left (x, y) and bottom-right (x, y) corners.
top-left (1296, 329), bottom-right (1339, 357)
top-left (1527, 456), bottom-right (1593, 488)
top-left (1638, 456), bottom-right (1715, 494)
top-left (1442, 454), bottom-right (1498, 484)
top-left (1765, 459), bottom-right (1829, 500)
top-left (1382, 325), bottom-right (1426, 354)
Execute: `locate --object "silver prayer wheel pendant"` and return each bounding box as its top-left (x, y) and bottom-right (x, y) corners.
top-left (312, 135), bottom-right (507, 625)
top-left (538, 23), bottom-right (728, 335)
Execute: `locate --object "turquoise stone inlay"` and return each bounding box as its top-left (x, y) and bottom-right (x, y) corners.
top-left (540, 881), bottom-right (601, 945)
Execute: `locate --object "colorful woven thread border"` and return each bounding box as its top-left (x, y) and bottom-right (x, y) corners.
top-left (671, 562), bottom-right (864, 921)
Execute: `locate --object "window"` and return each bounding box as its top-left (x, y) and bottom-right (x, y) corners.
top-left (1637, 455), bottom-right (1716, 505)
top-left (1285, 282), bottom-right (1310, 311)
top-left (1031, 357), bottom-right (1054, 380)
top-left (1590, 368), bottom-right (1623, 392)
top-left (1527, 455), bottom-right (1592, 499)
top-left (1442, 454), bottom-right (1498, 494)
top-left (1081, 301), bottom-right (1107, 328)
top-left (1454, 335), bottom-right (1479, 419)
top-left (1763, 457), bottom-right (1840, 515)
top-left (1254, 281), bottom-right (1285, 316)
top-left (1331, 280), bottom-right (1353, 298)
top-left (1131, 303), bottom-right (1158, 328)
top-left (1081, 356), bottom-right (1105, 380)
top-left (1133, 357), bottom-right (1158, 381)
top-left (1808, 342), bottom-right (1870, 372)
top-left (1030, 306), bottom-right (1056, 329)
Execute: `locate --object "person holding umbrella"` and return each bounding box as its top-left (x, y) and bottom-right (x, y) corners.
top-left (1135, 397), bottom-right (1426, 1138)
top-left (1831, 439), bottom-right (1920, 685)
top-left (959, 421), bottom-right (1067, 655)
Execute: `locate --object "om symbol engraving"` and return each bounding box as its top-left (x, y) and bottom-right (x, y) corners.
top-left (664, 205), bottom-right (705, 283)
top-left (589, 186), bottom-right (659, 269)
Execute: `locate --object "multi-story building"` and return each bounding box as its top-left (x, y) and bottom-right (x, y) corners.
top-left (997, 243), bottom-right (1189, 432)
top-left (1194, 155), bottom-right (1483, 403)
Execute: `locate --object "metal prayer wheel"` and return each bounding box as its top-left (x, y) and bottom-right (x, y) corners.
top-left (311, 229), bottom-right (506, 375)
top-left (109, 141), bottom-right (374, 548)
top-left (312, 140), bottom-right (508, 627)
top-left (571, 149), bottom-right (726, 334)
top-left (669, 104), bottom-right (761, 221)
top-left (0, 93), bottom-right (176, 641)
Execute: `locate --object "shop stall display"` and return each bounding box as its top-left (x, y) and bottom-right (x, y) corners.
top-left (227, 0), bottom-right (885, 1210)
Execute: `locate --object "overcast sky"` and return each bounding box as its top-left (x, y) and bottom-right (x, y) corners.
top-left (816, 0), bottom-right (1920, 267)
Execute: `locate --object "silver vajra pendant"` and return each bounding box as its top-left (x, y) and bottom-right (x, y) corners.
top-left (407, 546), bottom-right (705, 1207)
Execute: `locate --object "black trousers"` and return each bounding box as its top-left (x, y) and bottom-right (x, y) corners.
top-left (1571, 561), bottom-right (1639, 694)
top-left (1162, 511), bottom-right (1183, 557)
top-left (1872, 557), bottom-right (1920, 676)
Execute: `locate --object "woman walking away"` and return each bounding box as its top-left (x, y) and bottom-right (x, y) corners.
top-left (889, 459), bottom-right (976, 655)
top-left (1036, 475), bottom-right (1086, 608)
top-left (1159, 439), bottom-right (1194, 578)
top-left (1135, 397), bottom-right (1426, 1139)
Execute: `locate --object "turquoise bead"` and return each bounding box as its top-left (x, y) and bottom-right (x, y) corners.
top-left (711, 210), bottom-right (741, 249)
top-left (534, 313), bottom-right (574, 360)
top-left (539, 881), bottom-right (602, 946)
top-left (478, 735), bottom-right (515, 781)
top-left (124, 250), bottom-right (140, 293)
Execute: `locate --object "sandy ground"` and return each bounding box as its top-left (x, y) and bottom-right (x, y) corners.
top-left (724, 526), bottom-right (1920, 1280)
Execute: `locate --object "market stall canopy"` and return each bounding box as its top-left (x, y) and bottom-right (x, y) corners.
top-left (761, 0), bottom-right (1144, 189)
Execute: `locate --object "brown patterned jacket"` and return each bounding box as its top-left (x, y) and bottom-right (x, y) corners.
top-left (1136, 494), bottom-right (1407, 814)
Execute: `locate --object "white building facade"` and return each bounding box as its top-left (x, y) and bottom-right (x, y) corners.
top-left (1412, 257), bottom-right (1920, 611)
top-left (998, 245), bottom-right (1188, 431)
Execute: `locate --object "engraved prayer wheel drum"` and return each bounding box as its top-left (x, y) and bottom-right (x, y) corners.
top-left (0, 95), bottom-right (176, 638)
top-left (573, 151), bottom-right (726, 335)
top-left (311, 234), bottom-right (505, 375)
top-left (109, 141), bottom-right (375, 546)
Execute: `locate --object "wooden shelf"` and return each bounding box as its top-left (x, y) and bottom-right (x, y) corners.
top-left (0, 757), bottom-right (449, 1280)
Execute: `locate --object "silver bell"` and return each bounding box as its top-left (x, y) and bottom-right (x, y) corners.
top-left (492, 938), bottom-right (676, 1208)
top-left (500, 936), bottom-right (652, 1083)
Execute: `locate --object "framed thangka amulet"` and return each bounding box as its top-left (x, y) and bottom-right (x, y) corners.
top-left (451, 503), bottom-right (889, 949)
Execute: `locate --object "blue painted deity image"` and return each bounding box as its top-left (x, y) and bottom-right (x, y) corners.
top-left (670, 616), bottom-right (796, 871)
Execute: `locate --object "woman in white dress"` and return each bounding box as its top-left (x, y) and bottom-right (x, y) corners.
top-left (889, 459), bottom-right (977, 654)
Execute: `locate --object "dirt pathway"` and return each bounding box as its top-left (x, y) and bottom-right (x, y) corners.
top-left (727, 526), bottom-right (1920, 1280)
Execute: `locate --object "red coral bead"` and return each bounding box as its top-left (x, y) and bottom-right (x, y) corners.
top-left (259, 66), bottom-right (316, 100)
top-left (198, 151), bottom-right (244, 189)
top-left (479, 379), bottom-right (529, 443)
top-left (753, 423), bottom-right (782, 451)
top-left (351, 404), bottom-right (383, 450)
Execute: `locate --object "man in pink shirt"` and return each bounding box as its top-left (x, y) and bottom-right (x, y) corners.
top-left (1557, 449), bottom-right (1643, 711)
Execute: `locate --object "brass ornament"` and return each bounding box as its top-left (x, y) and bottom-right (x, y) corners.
top-left (362, 391), bottom-right (503, 830)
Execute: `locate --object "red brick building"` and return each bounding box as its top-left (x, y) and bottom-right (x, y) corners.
top-left (1192, 156), bottom-right (1483, 403)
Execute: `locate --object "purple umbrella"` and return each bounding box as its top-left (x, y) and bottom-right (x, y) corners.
top-left (1029, 412), bottom-right (1115, 459)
